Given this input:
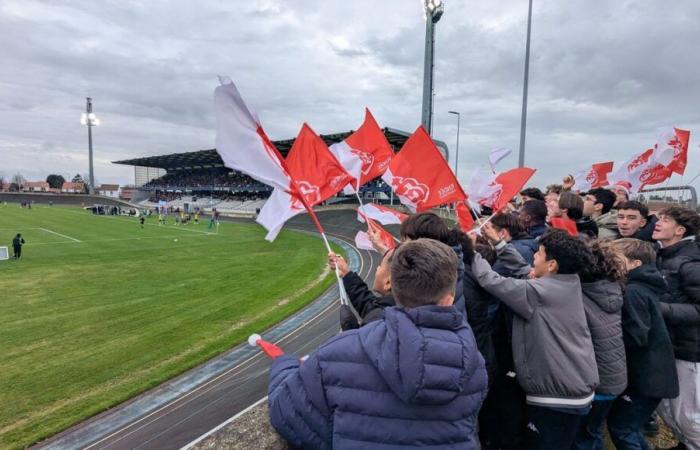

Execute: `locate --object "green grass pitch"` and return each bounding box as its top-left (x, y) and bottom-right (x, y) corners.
top-left (0, 205), bottom-right (336, 450)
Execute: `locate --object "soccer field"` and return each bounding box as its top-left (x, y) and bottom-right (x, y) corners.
top-left (0, 205), bottom-right (336, 450)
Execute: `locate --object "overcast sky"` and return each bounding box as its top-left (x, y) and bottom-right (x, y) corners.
top-left (1, 0), bottom-right (699, 189)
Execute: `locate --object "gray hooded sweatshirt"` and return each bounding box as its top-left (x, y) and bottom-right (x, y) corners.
top-left (471, 244), bottom-right (599, 409)
top-left (581, 280), bottom-right (627, 397)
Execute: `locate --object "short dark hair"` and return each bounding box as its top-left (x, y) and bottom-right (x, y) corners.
top-left (391, 239), bottom-right (458, 308)
top-left (617, 200), bottom-right (649, 218)
top-left (586, 188), bottom-right (617, 214)
top-left (610, 238), bottom-right (657, 265)
top-left (521, 200), bottom-right (547, 226)
top-left (520, 187), bottom-right (545, 201)
top-left (546, 184), bottom-right (563, 195)
top-left (539, 229), bottom-right (592, 274)
top-left (400, 212), bottom-right (450, 243)
top-left (579, 241), bottom-right (626, 283)
top-left (658, 205), bottom-right (700, 237)
top-left (559, 192), bottom-right (584, 220)
top-left (492, 212), bottom-right (525, 236)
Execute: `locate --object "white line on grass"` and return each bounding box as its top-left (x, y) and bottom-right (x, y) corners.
top-left (26, 234), bottom-right (212, 246)
top-left (39, 227), bottom-right (81, 242)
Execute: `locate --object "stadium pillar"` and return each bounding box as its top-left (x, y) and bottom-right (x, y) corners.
top-left (421, 0), bottom-right (444, 136)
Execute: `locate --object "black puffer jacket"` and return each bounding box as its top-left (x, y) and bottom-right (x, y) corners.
top-left (622, 264), bottom-right (679, 399)
top-left (342, 272), bottom-right (394, 327)
top-left (462, 269), bottom-right (498, 383)
top-left (656, 238), bottom-right (700, 362)
top-left (581, 280), bottom-right (627, 396)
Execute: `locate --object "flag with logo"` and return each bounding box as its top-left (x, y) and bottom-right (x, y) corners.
top-left (354, 219), bottom-right (396, 253)
top-left (571, 161), bottom-right (614, 192)
top-left (382, 126), bottom-right (467, 212)
top-left (329, 108), bottom-right (394, 193)
top-left (257, 123), bottom-right (354, 241)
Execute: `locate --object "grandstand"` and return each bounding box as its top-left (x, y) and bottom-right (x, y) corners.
top-left (113, 127), bottom-right (450, 213)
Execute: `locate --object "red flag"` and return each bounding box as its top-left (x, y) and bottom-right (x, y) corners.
top-left (572, 162), bottom-right (614, 191)
top-left (285, 123), bottom-right (354, 207)
top-left (487, 168), bottom-right (536, 212)
top-left (382, 126), bottom-right (467, 212)
top-left (661, 128), bottom-right (691, 175)
top-left (248, 334), bottom-right (285, 359)
top-left (256, 123), bottom-right (353, 241)
top-left (331, 109), bottom-right (394, 192)
top-left (550, 217), bottom-right (578, 237)
top-left (456, 201), bottom-right (475, 231)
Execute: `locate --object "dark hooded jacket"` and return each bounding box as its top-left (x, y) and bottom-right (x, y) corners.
top-left (621, 264), bottom-right (679, 398)
top-left (268, 306), bottom-right (489, 450)
top-left (581, 280), bottom-right (627, 396)
top-left (342, 271), bottom-right (394, 326)
top-left (656, 237), bottom-right (700, 362)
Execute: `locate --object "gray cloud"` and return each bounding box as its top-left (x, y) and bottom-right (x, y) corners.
top-left (0, 0), bottom-right (698, 190)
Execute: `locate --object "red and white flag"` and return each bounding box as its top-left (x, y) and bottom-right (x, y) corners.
top-left (456, 201), bottom-right (475, 231)
top-left (354, 219), bottom-right (396, 253)
top-left (476, 167), bottom-right (536, 212)
top-left (328, 109), bottom-right (394, 193)
top-left (571, 161), bottom-right (614, 192)
top-left (214, 78), bottom-right (291, 191)
top-left (550, 217), bottom-right (578, 237)
top-left (357, 203), bottom-right (408, 225)
top-left (382, 126), bottom-right (467, 212)
top-left (656, 127), bottom-right (690, 176)
top-left (609, 146), bottom-right (674, 193)
top-left (257, 123), bottom-right (354, 241)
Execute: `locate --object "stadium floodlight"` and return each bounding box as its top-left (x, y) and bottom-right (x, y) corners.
top-left (421, 0), bottom-right (444, 135)
top-left (81, 97), bottom-right (99, 194)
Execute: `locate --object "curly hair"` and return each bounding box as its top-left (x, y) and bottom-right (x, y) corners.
top-left (539, 228), bottom-right (592, 275)
top-left (579, 241), bottom-right (626, 283)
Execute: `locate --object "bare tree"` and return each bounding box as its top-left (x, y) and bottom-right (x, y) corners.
top-left (11, 173), bottom-right (25, 188)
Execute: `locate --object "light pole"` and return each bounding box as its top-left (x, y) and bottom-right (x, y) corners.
top-left (448, 110), bottom-right (460, 180)
top-left (80, 97), bottom-right (100, 194)
top-left (518, 0), bottom-right (533, 168)
top-left (421, 0), bottom-right (444, 136)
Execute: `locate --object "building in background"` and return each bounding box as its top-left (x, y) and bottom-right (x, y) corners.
top-left (22, 181), bottom-right (50, 192)
top-left (61, 182), bottom-right (85, 193)
top-left (95, 184), bottom-right (120, 198)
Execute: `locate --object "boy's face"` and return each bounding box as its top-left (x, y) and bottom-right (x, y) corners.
top-left (610, 186), bottom-right (628, 206)
top-left (372, 250), bottom-right (392, 295)
top-left (652, 214), bottom-right (684, 242)
top-left (617, 209), bottom-right (647, 237)
top-left (531, 245), bottom-right (555, 278)
top-left (546, 194), bottom-right (561, 219)
top-left (582, 194), bottom-right (599, 217)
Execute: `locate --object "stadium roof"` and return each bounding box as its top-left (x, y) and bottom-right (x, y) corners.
top-left (113, 127), bottom-right (450, 171)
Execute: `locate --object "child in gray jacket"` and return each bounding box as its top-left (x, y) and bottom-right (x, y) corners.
top-left (471, 225), bottom-right (599, 450)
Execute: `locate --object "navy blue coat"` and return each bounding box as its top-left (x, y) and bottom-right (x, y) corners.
top-left (268, 305), bottom-right (489, 449)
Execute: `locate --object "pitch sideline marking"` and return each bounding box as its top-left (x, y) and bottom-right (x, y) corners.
top-left (38, 228), bottom-right (81, 243)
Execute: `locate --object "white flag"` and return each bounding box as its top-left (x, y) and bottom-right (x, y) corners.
top-left (488, 147), bottom-right (512, 173)
top-left (354, 230), bottom-right (374, 251)
top-left (256, 189), bottom-right (305, 241)
top-left (214, 78), bottom-right (290, 191)
top-left (357, 204), bottom-right (407, 225)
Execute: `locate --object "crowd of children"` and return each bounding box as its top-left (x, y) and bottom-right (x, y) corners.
top-left (267, 182), bottom-right (700, 450)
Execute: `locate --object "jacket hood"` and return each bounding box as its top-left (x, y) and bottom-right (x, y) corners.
top-left (594, 211), bottom-right (618, 230)
top-left (658, 236), bottom-right (698, 258)
top-left (581, 280), bottom-right (623, 313)
top-left (628, 264), bottom-right (668, 292)
top-left (359, 305), bottom-right (474, 405)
